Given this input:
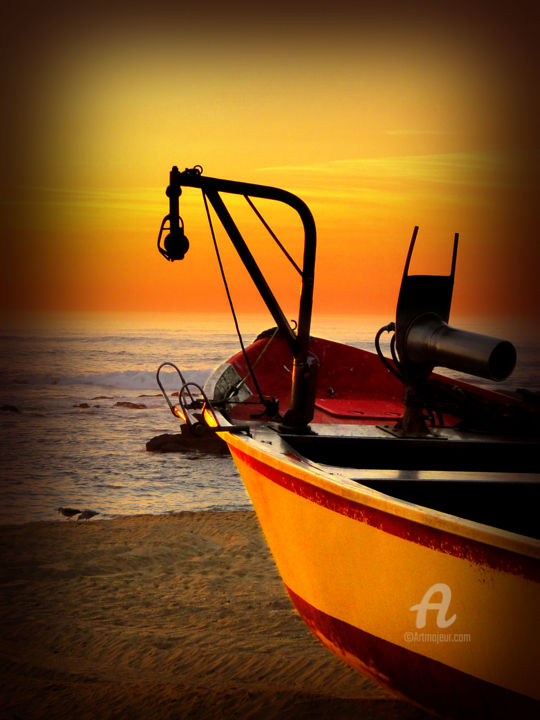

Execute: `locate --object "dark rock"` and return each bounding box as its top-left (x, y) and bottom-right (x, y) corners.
top-left (1, 404), bottom-right (20, 413)
top-left (146, 427), bottom-right (228, 454)
top-left (93, 395), bottom-right (113, 400)
top-left (114, 401), bottom-right (147, 409)
top-left (74, 403), bottom-right (90, 408)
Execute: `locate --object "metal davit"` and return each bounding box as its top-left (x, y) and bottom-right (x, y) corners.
top-left (157, 165), bottom-right (318, 432)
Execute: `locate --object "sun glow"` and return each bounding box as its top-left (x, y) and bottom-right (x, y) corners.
top-left (4, 2), bottom-right (538, 323)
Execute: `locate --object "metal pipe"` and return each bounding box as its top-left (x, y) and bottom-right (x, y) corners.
top-left (167, 166), bottom-right (182, 234)
top-left (404, 313), bottom-right (516, 381)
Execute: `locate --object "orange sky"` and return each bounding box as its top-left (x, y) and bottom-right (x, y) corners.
top-left (3, 1), bottom-right (539, 327)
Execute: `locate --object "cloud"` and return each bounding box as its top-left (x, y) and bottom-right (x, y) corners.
top-left (7, 187), bottom-right (169, 214)
top-left (257, 152), bottom-right (518, 189)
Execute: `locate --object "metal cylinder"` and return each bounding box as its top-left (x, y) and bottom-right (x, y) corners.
top-left (404, 313), bottom-right (516, 381)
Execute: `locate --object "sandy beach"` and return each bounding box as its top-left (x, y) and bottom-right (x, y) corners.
top-left (0, 511), bottom-right (433, 719)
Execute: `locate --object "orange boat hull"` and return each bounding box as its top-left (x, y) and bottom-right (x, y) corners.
top-left (221, 429), bottom-right (540, 719)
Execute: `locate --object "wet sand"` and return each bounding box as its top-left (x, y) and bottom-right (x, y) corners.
top-left (0, 511), bottom-right (433, 719)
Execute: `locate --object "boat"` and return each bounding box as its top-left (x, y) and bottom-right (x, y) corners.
top-left (155, 165), bottom-right (540, 718)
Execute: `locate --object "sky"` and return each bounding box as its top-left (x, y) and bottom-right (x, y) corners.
top-left (2, 1), bottom-right (539, 330)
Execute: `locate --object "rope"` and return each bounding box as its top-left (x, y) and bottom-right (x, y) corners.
top-left (231, 326), bottom-right (280, 398)
top-left (201, 190), bottom-right (267, 406)
top-left (375, 323), bottom-right (404, 382)
top-left (244, 195), bottom-right (302, 275)
top-left (375, 323), bottom-right (444, 427)
top-left (390, 333), bottom-right (403, 378)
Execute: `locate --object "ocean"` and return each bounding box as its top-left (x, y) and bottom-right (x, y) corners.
top-left (1, 311), bottom-right (538, 524)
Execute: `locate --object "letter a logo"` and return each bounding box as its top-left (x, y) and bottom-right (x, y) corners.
top-left (410, 583), bottom-right (457, 629)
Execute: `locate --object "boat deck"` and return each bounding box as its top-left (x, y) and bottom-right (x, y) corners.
top-left (275, 422), bottom-right (539, 473)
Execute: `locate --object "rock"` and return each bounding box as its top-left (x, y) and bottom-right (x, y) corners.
top-left (146, 427), bottom-right (228, 454)
top-left (1, 404), bottom-right (20, 413)
top-left (114, 401), bottom-right (147, 409)
top-left (74, 403), bottom-right (90, 408)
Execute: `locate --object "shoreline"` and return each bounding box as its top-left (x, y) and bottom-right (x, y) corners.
top-left (0, 511), bottom-right (431, 719)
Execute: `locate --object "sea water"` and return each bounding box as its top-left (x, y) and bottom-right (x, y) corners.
top-left (0, 311), bottom-right (538, 524)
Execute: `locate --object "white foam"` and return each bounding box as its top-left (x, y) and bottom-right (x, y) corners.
top-left (12, 368), bottom-right (211, 391)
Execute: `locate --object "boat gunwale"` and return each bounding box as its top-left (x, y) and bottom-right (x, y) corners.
top-left (220, 427), bottom-right (540, 567)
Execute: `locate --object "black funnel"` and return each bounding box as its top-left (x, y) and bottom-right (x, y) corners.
top-left (403, 313), bottom-right (516, 381)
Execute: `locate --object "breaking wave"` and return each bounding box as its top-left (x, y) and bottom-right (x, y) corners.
top-left (7, 368), bottom-right (212, 392)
